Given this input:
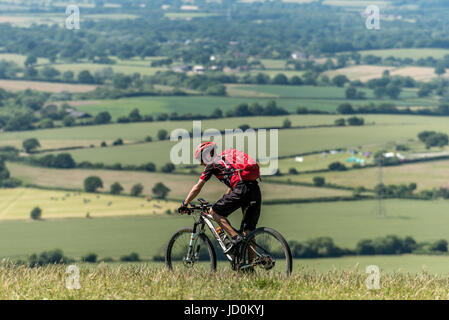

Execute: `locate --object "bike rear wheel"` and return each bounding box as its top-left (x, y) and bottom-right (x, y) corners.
top-left (240, 227), bottom-right (292, 276)
top-left (165, 227), bottom-right (217, 272)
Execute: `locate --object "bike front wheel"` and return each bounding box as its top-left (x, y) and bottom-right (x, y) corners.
top-left (165, 227), bottom-right (217, 272)
top-left (240, 227), bottom-right (292, 276)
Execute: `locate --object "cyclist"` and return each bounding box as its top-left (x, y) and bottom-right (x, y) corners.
top-left (178, 141), bottom-right (261, 254)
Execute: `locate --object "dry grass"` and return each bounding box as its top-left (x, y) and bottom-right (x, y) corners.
top-left (0, 262), bottom-right (447, 299)
top-left (325, 65), bottom-right (443, 82)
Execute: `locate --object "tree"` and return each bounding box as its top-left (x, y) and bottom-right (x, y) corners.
top-left (328, 162), bottom-right (346, 171)
top-left (161, 163), bottom-right (175, 173)
top-left (30, 207), bottom-right (42, 220)
top-left (78, 70), bottom-right (95, 84)
top-left (435, 64), bottom-right (446, 77)
top-left (313, 176), bottom-right (325, 186)
top-left (272, 73), bottom-right (288, 85)
top-left (128, 108), bottom-right (142, 122)
top-left (157, 129), bottom-right (168, 140)
top-left (94, 112), bottom-right (111, 125)
top-left (347, 116), bottom-right (364, 126)
top-left (22, 138), bottom-right (40, 153)
top-left (282, 118), bottom-right (292, 128)
top-left (113, 138), bottom-right (123, 146)
top-left (131, 183), bottom-right (144, 196)
top-left (332, 75), bottom-right (349, 87)
top-left (337, 103), bottom-right (354, 114)
top-left (63, 116), bottom-right (75, 127)
top-left (24, 55), bottom-right (37, 67)
top-left (84, 176), bottom-right (103, 193)
top-left (152, 182), bottom-right (170, 199)
top-left (334, 118), bottom-right (346, 126)
top-left (53, 153), bottom-right (75, 168)
top-left (345, 87), bottom-right (357, 99)
top-left (110, 182), bottom-right (124, 195)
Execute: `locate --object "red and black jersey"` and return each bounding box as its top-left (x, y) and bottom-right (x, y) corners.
top-left (199, 161), bottom-right (235, 188)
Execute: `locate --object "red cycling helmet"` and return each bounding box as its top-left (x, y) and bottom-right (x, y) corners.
top-left (194, 141), bottom-right (217, 162)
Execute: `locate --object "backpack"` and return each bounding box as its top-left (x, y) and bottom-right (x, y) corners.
top-left (218, 149), bottom-right (260, 184)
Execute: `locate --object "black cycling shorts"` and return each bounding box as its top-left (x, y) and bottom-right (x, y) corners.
top-left (212, 181), bottom-right (261, 231)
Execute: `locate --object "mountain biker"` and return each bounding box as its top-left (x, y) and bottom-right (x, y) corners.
top-left (178, 141), bottom-right (262, 254)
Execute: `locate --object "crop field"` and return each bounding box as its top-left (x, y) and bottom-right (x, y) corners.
top-left (359, 48), bottom-right (449, 59)
top-left (272, 158), bottom-right (449, 191)
top-left (324, 65), bottom-right (442, 82)
top-left (0, 187), bottom-right (177, 221)
top-left (7, 163), bottom-right (352, 201)
top-left (0, 79), bottom-right (98, 93)
top-left (0, 53), bottom-right (49, 66)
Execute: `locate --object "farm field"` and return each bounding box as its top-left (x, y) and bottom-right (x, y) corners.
top-left (324, 65), bottom-right (442, 82)
top-left (7, 163), bottom-right (353, 201)
top-left (271, 158), bottom-right (449, 191)
top-left (37, 62), bottom-right (167, 78)
top-left (359, 48), bottom-right (449, 59)
top-left (0, 199), bottom-right (447, 262)
top-left (0, 79), bottom-right (98, 93)
top-left (0, 187), bottom-right (177, 221)
top-left (0, 114), bottom-right (342, 150)
top-left (0, 13), bottom-right (139, 27)
top-left (47, 114), bottom-right (449, 167)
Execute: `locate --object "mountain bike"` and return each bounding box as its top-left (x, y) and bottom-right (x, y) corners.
top-left (165, 198), bottom-right (292, 276)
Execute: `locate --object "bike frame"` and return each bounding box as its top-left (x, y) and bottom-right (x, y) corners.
top-left (187, 207), bottom-right (235, 263)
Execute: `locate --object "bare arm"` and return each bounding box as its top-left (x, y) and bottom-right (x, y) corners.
top-left (184, 178), bottom-right (206, 204)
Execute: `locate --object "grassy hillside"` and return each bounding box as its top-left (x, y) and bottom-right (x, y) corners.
top-left (1, 264), bottom-right (448, 299)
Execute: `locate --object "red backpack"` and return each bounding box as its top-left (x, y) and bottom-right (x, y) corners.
top-left (218, 149), bottom-right (260, 186)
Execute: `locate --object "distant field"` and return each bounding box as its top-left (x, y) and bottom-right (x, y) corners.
top-left (324, 65), bottom-right (442, 82)
top-left (0, 53), bottom-right (48, 66)
top-left (0, 13), bottom-right (139, 27)
top-left (38, 63), bottom-right (167, 77)
top-left (7, 162), bottom-right (352, 201)
top-left (360, 48), bottom-right (449, 60)
top-left (0, 114), bottom-right (340, 149)
top-left (47, 114), bottom-right (449, 166)
top-left (73, 86), bottom-right (437, 119)
top-left (0, 199), bottom-right (448, 260)
top-left (0, 79), bottom-right (97, 93)
top-left (271, 158), bottom-right (449, 191)
top-left (0, 187), bottom-right (176, 221)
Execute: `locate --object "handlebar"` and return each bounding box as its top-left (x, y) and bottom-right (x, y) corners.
top-left (179, 201), bottom-right (213, 215)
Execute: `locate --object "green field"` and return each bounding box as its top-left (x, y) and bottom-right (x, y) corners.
top-left (0, 114), bottom-right (340, 149)
top-left (273, 158), bottom-right (449, 191)
top-left (0, 199), bottom-right (447, 260)
top-left (43, 114), bottom-right (449, 167)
